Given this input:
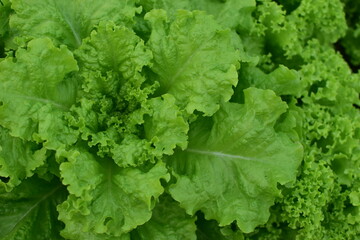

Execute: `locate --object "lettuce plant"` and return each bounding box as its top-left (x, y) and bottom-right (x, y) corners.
top-left (0, 0), bottom-right (359, 239)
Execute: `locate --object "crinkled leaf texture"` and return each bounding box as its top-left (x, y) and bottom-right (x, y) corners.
top-left (146, 9), bottom-right (240, 116)
top-left (74, 20), bottom-right (152, 101)
top-left (0, 126), bottom-right (47, 192)
top-left (0, 177), bottom-right (67, 240)
top-left (72, 21), bottom-right (189, 167)
top-left (0, 38), bottom-right (78, 149)
top-left (10, 0), bottom-right (140, 48)
top-left (168, 87), bottom-right (303, 233)
top-left (58, 149), bottom-right (170, 239)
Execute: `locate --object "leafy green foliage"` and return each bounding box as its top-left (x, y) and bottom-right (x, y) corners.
top-left (0, 0), bottom-right (359, 239)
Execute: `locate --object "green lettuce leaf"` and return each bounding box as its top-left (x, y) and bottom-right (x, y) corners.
top-left (0, 38), bottom-right (78, 149)
top-left (72, 22), bottom-right (189, 167)
top-left (145, 9), bottom-right (239, 116)
top-left (0, 177), bottom-right (67, 240)
top-left (236, 64), bottom-right (303, 97)
top-left (58, 149), bottom-right (170, 238)
top-left (168, 87), bottom-right (303, 233)
top-left (73, 20), bottom-right (153, 119)
top-left (0, 126), bottom-right (47, 192)
top-left (140, 0), bottom-right (255, 29)
top-left (133, 194), bottom-right (197, 240)
top-left (0, 0), bottom-right (11, 38)
top-left (287, 0), bottom-right (347, 45)
top-left (300, 40), bottom-right (360, 114)
top-left (143, 94), bottom-right (188, 156)
top-left (10, 0), bottom-right (140, 48)
top-left (112, 94), bottom-right (189, 167)
top-left (192, 0), bottom-right (255, 30)
top-left (70, 20), bottom-right (153, 153)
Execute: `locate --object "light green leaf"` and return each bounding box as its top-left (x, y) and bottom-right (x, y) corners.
top-left (0, 126), bottom-right (47, 192)
top-left (168, 87), bottom-right (303, 233)
top-left (146, 10), bottom-right (239, 116)
top-left (0, 177), bottom-right (67, 240)
top-left (112, 94), bottom-right (189, 167)
top-left (133, 194), bottom-right (197, 240)
top-left (300, 40), bottom-right (360, 114)
top-left (287, 0), bottom-right (347, 44)
top-left (58, 149), bottom-right (170, 238)
top-left (10, 0), bottom-right (140, 48)
top-left (0, 38), bottom-right (78, 148)
top-left (143, 94), bottom-right (189, 156)
top-left (238, 64), bottom-right (304, 97)
top-left (75, 20), bottom-right (153, 109)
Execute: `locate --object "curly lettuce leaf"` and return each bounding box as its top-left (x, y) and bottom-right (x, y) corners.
top-left (300, 40), bottom-right (360, 114)
top-left (0, 126), bottom-right (47, 192)
top-left (133, 194), bottom-right (197, 240)
top-left (112, 94), bottom-right (189, 167)
top-left (70, 21), bottom-right (152, 156)
top-left (246, 40), bottom-right (360, 240)
top-left (58, 149), bottom-right (169, 238)
top-left (74, 20), bottom-right (153, 113)
top-left (10, 0), bottom-right (140, 48)
top-left (75, 21), bottom-right (152, 95)
top-left (143, 94), bottom-right (188, 156)
top-left (145, 9), bottom-right (239, 116)
top-left (0, 177), bottom-right (67, 240)
top-left (287, 0), bottom-right (347, 44)
top-left (72, 22), bottom-right (188, 166)
top-left (0, 38), bottom-right (78, 149)
top-left (168, 87), bottom-right (303, 233)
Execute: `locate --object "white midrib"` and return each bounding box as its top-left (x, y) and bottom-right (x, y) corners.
top-left (185, 148), bottom-right (270, 164)
top-left (8, 185), bottom-right (62, 234)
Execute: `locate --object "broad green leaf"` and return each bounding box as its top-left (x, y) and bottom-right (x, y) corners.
top-left (145, 10), bottom-right (239, 116)
top-left (58, 149), bottom-right (170, 238)
top-left (0, 177), bottom-right (67, 240)
top-left (0, 38), bottom-right (78, 148)
top-left (10, 0), bottom-right (140, 48)
top-left (168, 88), bottom-right (303, 233)
top-left (0, 126), bottom-right (47, 191)
top-left (133, 194), bottom-right (197, 240)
